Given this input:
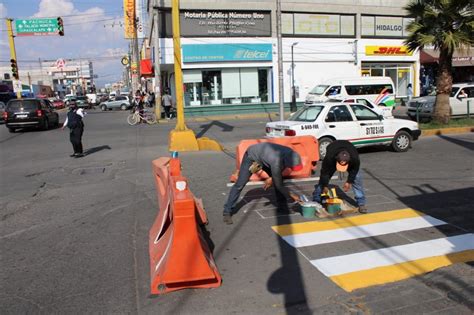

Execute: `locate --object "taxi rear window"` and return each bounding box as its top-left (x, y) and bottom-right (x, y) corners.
top-left (289, 106), bottom-right (324, 122)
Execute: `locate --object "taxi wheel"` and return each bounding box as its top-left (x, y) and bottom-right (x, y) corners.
top-left (318, 137), bottom-right (333, 160)
top-left (392, 131), bottom-right (412, 152)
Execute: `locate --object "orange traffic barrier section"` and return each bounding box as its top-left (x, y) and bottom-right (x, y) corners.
top-left (149, 157), bottom-right (222, 295)
top-left (230, 136), bottom-right (319, 182)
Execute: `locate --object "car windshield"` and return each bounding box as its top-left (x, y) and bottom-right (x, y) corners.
top-left (309, 85), bottom-right (329, 95)
top-left (7, 100), bottom-right (38, 110)
top-left (76, 96), bottom-right (88, 100)
top-left (289, 106), bottom-right (324, 122)
top-left (450, 87), bottom-right (460, 97)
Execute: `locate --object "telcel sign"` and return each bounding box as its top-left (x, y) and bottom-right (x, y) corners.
top-left (182, 44), bottom-right (272, 63)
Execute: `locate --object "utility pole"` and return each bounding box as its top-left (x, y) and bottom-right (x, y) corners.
top-left (276, 0), bottom-right (284, 121)
top-left (153, 11), bottom-right (162, 119)
top-left (290, 42), bottom-right (298, 112)
top-left (131, 0), bottom-right (141, 93)
top-left (6, 18), bottom-right (21, 99)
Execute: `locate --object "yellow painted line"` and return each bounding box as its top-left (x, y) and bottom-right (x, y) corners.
top-left (272, 208), bottom-right (423, 237)
top-left (330, 250), bottom-right (474, 292)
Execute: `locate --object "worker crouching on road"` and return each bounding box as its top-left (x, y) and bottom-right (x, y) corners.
top-left (312, 140), bottom-right (368, 214)
top-left (223, 143), bottom-right (303, 225)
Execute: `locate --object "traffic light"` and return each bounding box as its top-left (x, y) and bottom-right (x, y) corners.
top-left (57, 17), bottom-right (64, 36)
top-left (10, 59), bottom-right (19, 80)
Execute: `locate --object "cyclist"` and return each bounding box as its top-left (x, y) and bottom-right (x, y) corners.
top-left (132, 90), bottom-right (144, 123)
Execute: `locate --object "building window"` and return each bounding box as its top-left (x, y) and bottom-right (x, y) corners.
top-left (182, 68), bottom-right (271, 106)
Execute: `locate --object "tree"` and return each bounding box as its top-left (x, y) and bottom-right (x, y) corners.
top-left (404, 0), bottom-right (473, 124)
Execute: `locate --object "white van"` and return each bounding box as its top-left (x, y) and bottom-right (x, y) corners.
top-left (305, 77), bottom-right (396, 107)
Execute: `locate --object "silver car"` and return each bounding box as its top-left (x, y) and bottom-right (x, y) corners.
top-left (99, 95), bottom-right (131, 111)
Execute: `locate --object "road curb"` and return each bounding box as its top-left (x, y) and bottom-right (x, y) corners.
top-left (421, 127), bottom-right (474, 137)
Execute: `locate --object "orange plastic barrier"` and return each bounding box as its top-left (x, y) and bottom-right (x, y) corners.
top-left (149, 157), bottom-right (221, 295)
top-left (230, 136), bottom-right (319, 182)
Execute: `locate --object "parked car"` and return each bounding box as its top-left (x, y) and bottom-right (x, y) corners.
top-left (407, 83), bottom-right (474, 122)
top-left (3, 98), bottom-right (60, 133)
top-left (0, 101), bottom-right (6, 123)
top-left (49, 98), bottom-right (65, 109)
top-left (265, 101), bottom-right (421, 159)
top-left (64, 95), bottom-right (75, 106)
top-left (99, 95), bottom-right (131, 111)
top-left (75, 96), bottom-right (91, 109)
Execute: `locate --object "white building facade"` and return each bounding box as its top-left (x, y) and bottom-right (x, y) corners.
top-left (148, 0), bottom-right (419, 107)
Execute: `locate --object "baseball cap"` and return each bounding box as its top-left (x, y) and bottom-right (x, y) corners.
top-left (336, 150), bottom-right (350, 172)
top-left (284, 151), bottom-right (303, 171)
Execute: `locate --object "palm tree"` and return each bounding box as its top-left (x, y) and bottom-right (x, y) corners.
top-left (404, 0), bottom-right (473, 124)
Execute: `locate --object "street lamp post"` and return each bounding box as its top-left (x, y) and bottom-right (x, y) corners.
top-left (290, 42), bottom-right (298, 112)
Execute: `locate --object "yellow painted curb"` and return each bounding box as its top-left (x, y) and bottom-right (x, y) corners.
top-left (421, 127), bottom-right (474, 137)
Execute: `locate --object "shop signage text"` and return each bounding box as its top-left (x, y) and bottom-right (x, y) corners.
top-left (365, 46), bottom-right (413, 56)
top-left (159, 10), bottom-right (271, 37)
top-left (282, 13), bottom-right (355, 37)
top-left (123, 0), bottom-right (135, 39)
top-left (182, 44), bottom-right (272, 63)
top-left (361, 15), bottom-right (413, 37)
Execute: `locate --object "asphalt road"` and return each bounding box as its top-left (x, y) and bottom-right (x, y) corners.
top-left (1, 109), bottom-right (473, 314)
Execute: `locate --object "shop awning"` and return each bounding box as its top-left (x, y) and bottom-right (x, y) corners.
top-left (421, 49), bottom-right (474, 67)
top-left (140, 59), bottom-right (154, 77)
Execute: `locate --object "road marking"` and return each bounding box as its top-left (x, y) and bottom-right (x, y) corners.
top-left (279, 215), bottom-right (446, 248)
top-left (314, 235), bottom-right (474, 292)
top-left (273, 208), bottom-right (423, 236)
top-left (271, 208), bottom-right (474, 292)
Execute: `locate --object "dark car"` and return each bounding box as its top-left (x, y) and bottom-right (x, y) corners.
top-left (0, 101), bottom-right (5, 123)
top-left (4, 98), bottom-right (60, 133)
top-left (75, 96), bottom-right (91, 109)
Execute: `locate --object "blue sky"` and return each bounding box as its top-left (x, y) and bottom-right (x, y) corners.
top-left (0, 0), bottom-right (131, 87)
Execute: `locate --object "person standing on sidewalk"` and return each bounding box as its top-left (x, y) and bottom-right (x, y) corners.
top-left (312, 140), bottom-right (367, 213)
top-left (62, 100), bottom-right (86, 158)
top-left (161, 89), bottom-right (173, 119)
top-left (223, 143), bottom-right (303, 225)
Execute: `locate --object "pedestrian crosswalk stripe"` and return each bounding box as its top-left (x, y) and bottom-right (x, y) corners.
top-left (311, 234), bottom-right (474, 276)
top-left (278, 215), bottom-right (446, 248)
top-left (272, 208), bottom-right (424, 236)
top-left (329, 250), bottom-right (474, 292)
top-left (271, 208), bottom-right (474, 292)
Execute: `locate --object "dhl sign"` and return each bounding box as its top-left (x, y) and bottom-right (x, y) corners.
top-left (365, 46), bottom-right (413, 56)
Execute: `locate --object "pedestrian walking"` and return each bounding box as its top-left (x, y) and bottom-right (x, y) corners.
top-left (312, 140), bottom-right (367, 213)
top-left (162, 90), bottom-right (173, 119)
top-left (407, 83), bottom-right (413, 101)
top-left (223, 143), bottom-right (303, 225)
top-left (62, 100), bottom-right (86, 158)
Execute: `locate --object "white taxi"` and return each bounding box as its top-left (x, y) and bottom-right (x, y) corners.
top-left (265, 102), bottom-right (421, 159)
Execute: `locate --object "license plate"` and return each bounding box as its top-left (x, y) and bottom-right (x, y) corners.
top-left (17, 114), bottom-right (27, 118)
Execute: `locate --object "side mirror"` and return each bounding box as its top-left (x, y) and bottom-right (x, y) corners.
top-left (378, 114), bottom-right (384, 121)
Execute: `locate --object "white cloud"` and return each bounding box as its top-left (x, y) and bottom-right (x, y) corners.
top-left (14, 0), bottom-right (130, 87)
top-left (0, 3), bottom-right (7, 18)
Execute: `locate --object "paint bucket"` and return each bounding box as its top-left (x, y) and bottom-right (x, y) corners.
top-left (300, 202), bottom-right (320, 218)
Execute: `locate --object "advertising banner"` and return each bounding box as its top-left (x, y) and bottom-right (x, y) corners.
top-left (283, 13), bottom-right (355, 37)
top-left (182, 44), bottom-right (272, 63)
top-left (123, 0), bottom-right (135, 39)
top-left (365, 46), bottom-right (413, 56)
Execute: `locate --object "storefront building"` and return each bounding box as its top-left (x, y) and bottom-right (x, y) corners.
top-left (147, 1), bottom-right (419, 110)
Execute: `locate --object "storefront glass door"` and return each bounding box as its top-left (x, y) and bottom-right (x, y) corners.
top-left (361, 64), bottom-right (412, 97)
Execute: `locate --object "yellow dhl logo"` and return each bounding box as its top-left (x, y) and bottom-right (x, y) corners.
top-left (366, 46), bottom-right (413, 56)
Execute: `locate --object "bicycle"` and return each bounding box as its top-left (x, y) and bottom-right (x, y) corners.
top-left (127, 109), bottom-right (157, 125)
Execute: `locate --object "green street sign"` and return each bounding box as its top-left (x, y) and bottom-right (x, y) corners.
top-left (15, 18), bottom-right (59, 36)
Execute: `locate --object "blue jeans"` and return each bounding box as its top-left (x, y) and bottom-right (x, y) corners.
top-left (224, 153), bottom-right (253, 215)
top-left (312, 171), bottom-right (366, 206)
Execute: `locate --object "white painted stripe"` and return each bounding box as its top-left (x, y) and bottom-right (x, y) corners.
top-left (311, 234), bottom-right (474, 277)
top-left (282, 215), bottom-right (446, 248)
top-left (226, 175), bottom-right (338, 187)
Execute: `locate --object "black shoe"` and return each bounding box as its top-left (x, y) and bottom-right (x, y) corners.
top-left (223, 214), bottom-right (233, 225)
top-left (358, 206), bottom-right (368, 214)
top-left (70, 154), bottom-right (76, 157)
top-left (74, 153), bottom-right (85, 158)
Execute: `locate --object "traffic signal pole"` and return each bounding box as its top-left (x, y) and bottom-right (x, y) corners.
top-left (6, 18), bottom-right (21, 99)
